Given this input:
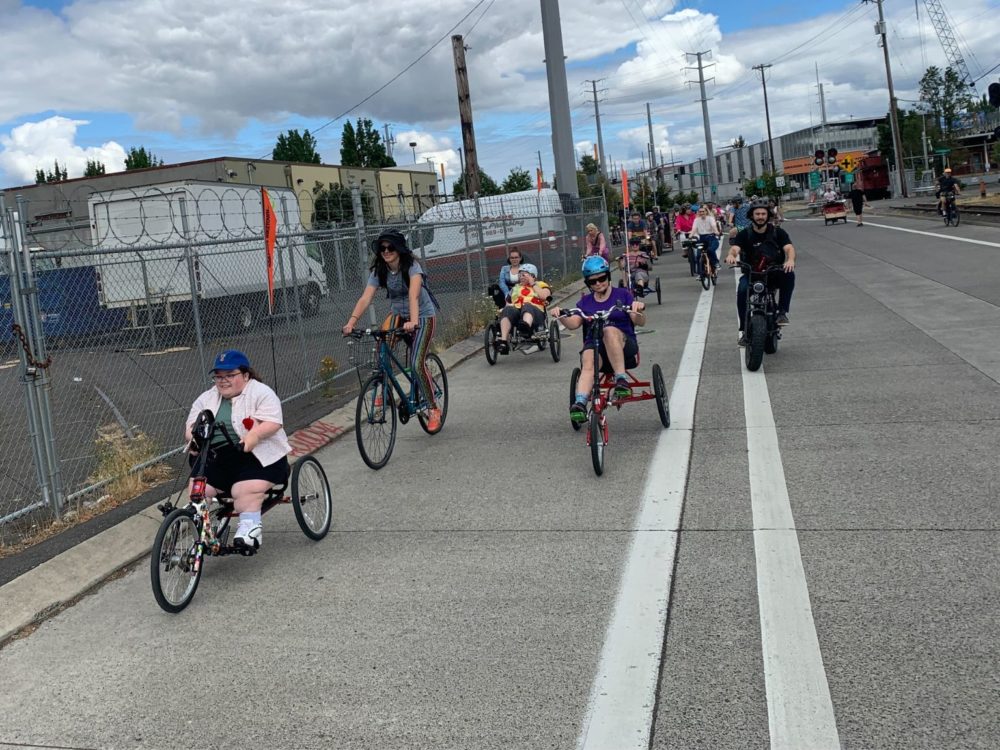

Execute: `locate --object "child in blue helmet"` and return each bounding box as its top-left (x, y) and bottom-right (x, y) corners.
top-left (496, 263), bottom-right (551, 353)
top-left (550, 256), bottom-right (646, 423)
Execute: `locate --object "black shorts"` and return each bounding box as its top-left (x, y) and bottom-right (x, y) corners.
top-left (189, 445), bottom-right (289, 495)
top-left (582, 336), bottom-right (639, 374)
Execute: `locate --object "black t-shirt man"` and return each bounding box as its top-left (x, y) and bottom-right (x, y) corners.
top-left (936, 175), bottom-right (959, 197)
top-left (730, 224), bottom-right (792, 272)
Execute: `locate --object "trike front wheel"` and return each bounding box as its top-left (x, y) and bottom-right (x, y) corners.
top-left (652, 363), bottom-right (670, 428)
top-left (589, 411), bottom-right (605, 476)
top-left (291, 456), bottom-right (332, 540)
top-left (569, 367), bottom-right (582, 431)
top-left (151, 507), bottom-right (202, 614)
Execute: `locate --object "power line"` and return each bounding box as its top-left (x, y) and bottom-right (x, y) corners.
top-left (257, 0), bottom-right (489, 158)
top-left (464, 0), bottom-right (497, 41)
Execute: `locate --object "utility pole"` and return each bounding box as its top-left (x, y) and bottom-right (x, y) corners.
top-left (752, 64), bottom-right (776, 174)
top-left (646, 102), bottom-right (657, 174)
top-left (585, 79), bottom-right (608, 178)
top-left (451, 34), bottom-right (481, 196)
top-left (540, 0), bottom-right (579, 199)
top-left (685, 50), bottom-right (718, 199)
top-left (865, 0), bottom-right (908, 196)
top-left (383, 123), bottom-right (395, 159)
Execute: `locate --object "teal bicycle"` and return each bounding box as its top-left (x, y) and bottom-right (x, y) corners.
top-left (348, 326), bottom-right (449, 469)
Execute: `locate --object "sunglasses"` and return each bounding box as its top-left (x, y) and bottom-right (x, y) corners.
top-left (585, 273), bottom-right (611, 287)
top-left (379, 244), bottom-right (397, 253)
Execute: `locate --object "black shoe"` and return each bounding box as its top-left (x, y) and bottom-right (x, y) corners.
top-left (776, 312), bottom-right (789, 326)
top-left (737, 332), bottom-right (747, 347)
top-left (496, 340), bottom-right (509, 355)
top-left (569, 402), bottom-right (587, 423)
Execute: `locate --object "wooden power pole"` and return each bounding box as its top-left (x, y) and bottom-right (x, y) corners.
top-left (452, 35), bottom-right (481, 197)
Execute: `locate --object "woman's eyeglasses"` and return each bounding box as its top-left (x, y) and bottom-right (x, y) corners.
top-left (379, 244), bottom-right (397, 254)
top-left (212, 372), bottom-right (243, 383)
top-left (585, 274), bottom-right (611, 287)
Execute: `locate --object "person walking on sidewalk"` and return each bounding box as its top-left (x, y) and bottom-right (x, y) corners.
top-left (848, 184), bottom-right (869, 226)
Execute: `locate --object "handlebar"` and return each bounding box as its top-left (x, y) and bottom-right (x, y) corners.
top-left (557, 302), bottom-right (632, 321)
top-left (729, 261), bottom-right (786, 273)
top-left (345, 326), bottom-right (417, 340)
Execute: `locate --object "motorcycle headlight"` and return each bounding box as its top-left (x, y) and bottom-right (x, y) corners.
top-left (752, 281), bottom-right (765, 293)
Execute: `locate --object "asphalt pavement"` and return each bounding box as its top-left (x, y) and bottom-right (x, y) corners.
top-left (1, 214), bottom-right (999, 749)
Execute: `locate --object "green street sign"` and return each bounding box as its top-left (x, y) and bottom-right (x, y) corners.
top-left (934, 148), bottom-right (951, 154)
top-left (843, 172), bottom-right (855, 184)
top-left (756, 178), bottom-right (765, 188)
top-left (808, 172), bottom-right (821, 188)
top-left (690, 171), bottom-right (709, 176)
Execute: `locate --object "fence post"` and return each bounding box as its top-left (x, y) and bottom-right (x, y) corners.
top-left (333, 234), bottom-right (346, 291)
top-left (535, 194), bottom-right (546, 278)
top-left (14, 195), bottom-right (65, 517)
top-left (279, 195), bottom-right (310, 388)
top-left (178, 198), bottom-right (208, 375)
top-left (458, 200), bottom-right (474, 297)
top-left (350, 184), bottom-right (376, 327)
top-left (1, 197), bottom-right (55, 517)
top-left (499, 196), bottom-right (511, 263)
top-left (472, 194), bottom-right (489, 292)
top-left (136, 252), bottom-right (158, 349)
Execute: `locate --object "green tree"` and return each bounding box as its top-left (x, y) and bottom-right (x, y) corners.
top-left (919, 66), bottom-right (973, 139)
top-left (124, 146), bottom-right (164, 170)
top-left (877, 108), bottom-right (928, 169)
top-left (310, 181), bottom-right (375, 227)
top-left (84, 159), bottom-right (106, 177)
top-left (340, 118), bottom-right (396, 168)
top-left (742, 172), bottom-right (781, 201)
top-left (655, 182), bottom-right (673, 208)
top-left (452, 167), bottom-right (500, 198)
top-left (273, 129), bottom-right (322, 163)
top-left (579, 154), bottom-right (599, 176)
top-left (501, 166), bottom-right (533, 193)
top-left (35, 160), bottom-right (68, 183)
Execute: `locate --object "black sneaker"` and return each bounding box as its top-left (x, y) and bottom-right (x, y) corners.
top-left (496, 340), bottom-right (509, 355)
top-left (737, 332), bottom-right (747, 347)
top-left (569, 402), bottom-right (587, 423)
top-left (776, 312), bottom-right (789, 326)
top-left (613, 377), bottom-right (632, 398)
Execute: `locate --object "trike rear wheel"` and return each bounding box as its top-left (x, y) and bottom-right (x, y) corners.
top-left (291, 456), bottom-right (332, 540)
top-left (549, 321), bottom-right (561, 362)
top-left (652, 363), bottom-right (670, 428)
top-left (484, 323), bottom-right (499, 365)
top-left (569, 367), bottom-right (582, 431)
top-left (151, 507), bottom-right (202, 614)
top-left (355, 373), bottom-right (396, 469)
top-left (655, 276), bottom-right (662, 304)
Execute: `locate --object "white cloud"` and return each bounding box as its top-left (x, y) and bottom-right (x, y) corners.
top-left (0, 117), bottom-right (126, 184)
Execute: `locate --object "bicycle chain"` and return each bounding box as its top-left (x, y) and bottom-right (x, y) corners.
top-left (11, 323), bottom-right (52, 370)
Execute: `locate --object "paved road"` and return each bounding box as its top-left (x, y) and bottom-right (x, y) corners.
top-left (1, 213), bottom-right (999, 749)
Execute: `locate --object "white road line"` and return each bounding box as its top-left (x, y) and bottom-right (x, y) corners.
top-left (842, 221), bottom-right (1000, 248)
top-left (576, 288), bottom-right (713, 750)
top-left (741, 362), bottom-right (840, 749)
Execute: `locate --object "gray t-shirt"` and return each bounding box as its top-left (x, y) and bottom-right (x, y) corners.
top-left (367, 260), bottom-right (436, 318)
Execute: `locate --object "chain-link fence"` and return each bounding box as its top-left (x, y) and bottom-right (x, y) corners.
top-left (0, 183), bottom-right (607, 544)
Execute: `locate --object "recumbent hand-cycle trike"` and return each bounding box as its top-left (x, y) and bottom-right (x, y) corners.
top-left (150, 410), bottom-right (332, 613)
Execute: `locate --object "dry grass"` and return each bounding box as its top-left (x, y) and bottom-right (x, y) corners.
top-left (434, 294), bottom-right (498, 352)
top-left (0, 424), bottom-right (173, 558)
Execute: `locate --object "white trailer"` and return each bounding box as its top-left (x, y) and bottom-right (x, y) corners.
top-left (88, 181), bottom-right (328, 331)
top-left (413, 188), bottom-right (566, 258)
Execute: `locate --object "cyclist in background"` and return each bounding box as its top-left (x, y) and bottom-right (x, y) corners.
top-left (936, 167), bottom-right (960, 215)
top-left (342, 230), bottom-right (442, 431)
top-left (550, 256), bottom-right (646, 423)
top-left (185, 350), bottom-right (291, 550)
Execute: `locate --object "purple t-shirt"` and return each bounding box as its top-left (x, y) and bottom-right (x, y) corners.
top-left (577, 287), bottom-right (636, 341)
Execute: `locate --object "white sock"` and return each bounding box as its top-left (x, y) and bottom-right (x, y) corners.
top-left (239, 511), bottom-right (261, 526)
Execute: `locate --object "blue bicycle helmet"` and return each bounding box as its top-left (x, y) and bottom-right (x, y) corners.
top-left (519, 262), bottom-right (539, 277)
top-left (582, 256), bottom-right (610, 277)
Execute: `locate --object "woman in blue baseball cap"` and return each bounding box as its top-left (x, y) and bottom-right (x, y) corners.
top-left (184, 349), bottom-right (291, 550)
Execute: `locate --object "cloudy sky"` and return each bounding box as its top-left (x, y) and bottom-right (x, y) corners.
top-left (0, 0), bottom-right (996, 190)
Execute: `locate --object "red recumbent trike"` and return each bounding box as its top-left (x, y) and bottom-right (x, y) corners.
top-left (563, 305), bottom-right (670, 476)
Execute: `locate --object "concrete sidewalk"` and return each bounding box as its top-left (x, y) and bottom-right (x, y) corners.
top-left (0, 283), bottom-right (584, 646)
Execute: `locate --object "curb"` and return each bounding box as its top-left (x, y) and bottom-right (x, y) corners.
top-left (0, 281), bottom-right (586, 646)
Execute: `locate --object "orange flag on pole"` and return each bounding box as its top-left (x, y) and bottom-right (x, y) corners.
top-left (536, 167), bottom-right (543, 193)
top-left (620, 168), bottom-right (630, 209)
top-left (261, 188), bottom-right (277, 314)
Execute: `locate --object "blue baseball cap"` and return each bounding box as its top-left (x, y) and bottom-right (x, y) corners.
top-left (211, 349), bottom-right (250, 372)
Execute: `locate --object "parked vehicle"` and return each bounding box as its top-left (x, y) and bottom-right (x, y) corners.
top-left (853, 152), bottom-right (891, 200)
top-left (88, 181), bottom-right (328, 333)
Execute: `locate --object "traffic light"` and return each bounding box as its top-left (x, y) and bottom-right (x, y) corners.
top-left (989, 82), bottom-right (1000, 109)
top-left (814, 149), bottom-right (825, 166)
top-left (826, 148), bottom-right (838, 165)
